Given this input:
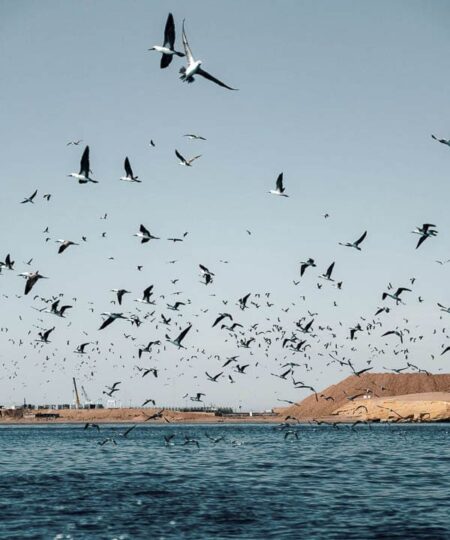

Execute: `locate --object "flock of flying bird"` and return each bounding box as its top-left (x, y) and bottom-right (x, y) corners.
top-left (2, 12), bottom-right (450, 446)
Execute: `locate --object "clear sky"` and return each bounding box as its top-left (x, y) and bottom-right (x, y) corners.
top-left (1, 0), bottom-right (450, 409)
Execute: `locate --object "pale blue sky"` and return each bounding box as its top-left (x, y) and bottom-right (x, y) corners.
top-left (0, 1), bottom-right (449, 408)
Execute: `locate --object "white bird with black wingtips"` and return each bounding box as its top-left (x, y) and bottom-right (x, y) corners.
top-left (120, 157), bottom-right (141, 183)
top-left (149, 13), bottom-right (185, 69)
top-left (175, 149), bottom-right (201, 167)
top-left (269, 173), bottom-right (288, 197)
top-left (68, 146), bottom-right (98, 184)
top-left (134, 224), bottom-right (160, 244)
top-left (339, 231), bottom-right (367, 251)
top-left (179, 20), bottom-right (237, 90)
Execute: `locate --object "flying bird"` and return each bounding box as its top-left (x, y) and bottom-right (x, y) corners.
top-left (412, 223), bottom-right (438, 249)
top-left (166, 324), bottom-right (192, 348)
top-left (120, 157), bottom-right (141, 182)
top-left (111, 289), bottom-right (130, 305)
top-left (184, 134), bottom-right (206, 140)
top-left (339, 231), bottom-right (367, 251)
top-left (134, 224), bottom-right (160, 243)
top-left (56, 239), bottom-right (79, 254)
top-left (431, 134), bottom-right (450, 147)
top-left (21, 190), bottom-right (38, 204)
top-left (300, 258), bottom-right (316, 277)
top-left (382, 287), bottom-right (411, 305)
top-left (99, 313), bottom-right (128, 331)
top-left (269, 173), bottom-right (288, 197)
top-left (68, 146), bottom-right (98, 183)
top-left (179, 20), bottom-right (237, 90)
top-left (175, 149), bottom-right (201, 166)
top-left (20, 271), bottom-right (48, 295)
top-left (149, 13), bottom-right (185, 69)
top-left (382, 330), bottom-right (403, 344)
top-left (320, 262), bottom-right (335, 282)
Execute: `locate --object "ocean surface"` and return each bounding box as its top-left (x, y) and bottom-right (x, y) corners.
top-left (0, 423), bottom-right (449, 540)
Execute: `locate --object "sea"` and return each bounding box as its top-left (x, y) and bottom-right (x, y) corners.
top-left (0, 423), bottom-right (448, 540)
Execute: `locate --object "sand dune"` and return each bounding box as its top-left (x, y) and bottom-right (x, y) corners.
top-left (283, 373), bottom-right (450, 421)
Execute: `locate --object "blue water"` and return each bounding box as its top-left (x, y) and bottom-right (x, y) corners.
top-left (0, 423), bottom-right (449, 540)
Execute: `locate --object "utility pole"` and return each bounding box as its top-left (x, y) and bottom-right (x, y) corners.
top-left (72, 377), bottom-right (81, 409)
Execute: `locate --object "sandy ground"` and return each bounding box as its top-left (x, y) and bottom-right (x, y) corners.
top-left (0, 407), bottom-right (280, 425)
top-left (3, 374), bottom-right (450, 424)
top-left (332, 392), bottom-right (450, 422)
top-left (282, 373), bottom-right (450, 421)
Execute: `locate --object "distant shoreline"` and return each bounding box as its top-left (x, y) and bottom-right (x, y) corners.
top-left (0, 408), bottom-right (281, 425)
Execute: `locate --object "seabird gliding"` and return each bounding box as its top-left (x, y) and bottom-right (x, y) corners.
top-left (120, 157), bottom-right (141, 182)
top-left (149, 13), bottom-right (185, 69)
top-left (68, 146), bottom-right (98, 184)
top-left (269, 173), bottom-right (288, 197)
top-left (179, 21), bottom-right (237, 90)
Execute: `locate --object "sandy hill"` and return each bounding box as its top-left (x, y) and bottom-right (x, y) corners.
top-left (283, 373), bottom-right (450, 420)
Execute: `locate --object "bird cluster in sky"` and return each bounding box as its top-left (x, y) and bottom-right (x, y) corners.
top-left (1, 12), bottom-right (450, 438)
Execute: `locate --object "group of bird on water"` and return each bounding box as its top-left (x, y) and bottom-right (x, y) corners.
top-left (2, 12), bottom-right (449, 446)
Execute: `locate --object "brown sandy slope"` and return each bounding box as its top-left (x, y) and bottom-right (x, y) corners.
top-left (283, 373), bottom-right (450, 420)
top-left (334, 392), bottom-right (450, 422)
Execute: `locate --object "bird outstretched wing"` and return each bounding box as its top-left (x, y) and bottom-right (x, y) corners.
top-left (79, 146), bottom-right (90, 176)
top-left (197, 67), bottom-right (237, 90)
top-left (182, 20), bottom-right (195, 65)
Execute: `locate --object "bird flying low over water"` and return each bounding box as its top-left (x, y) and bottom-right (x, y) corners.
top-left (269, 173), bottom-right (288, 197)
top-left (339, 231), bottom-right (367, 251)
top-left (175, 149), bottom-right (201, 166)
top-left (412, 223), bottom-right (438, 249)
top-left (120, 157), bottom-right (141, 182)
top-left (179, 21), bottom-right (237, 90)
top-left (68, 146), bottom-right (98, 183)
top-left (149, 13), bottom-right (185, 69)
